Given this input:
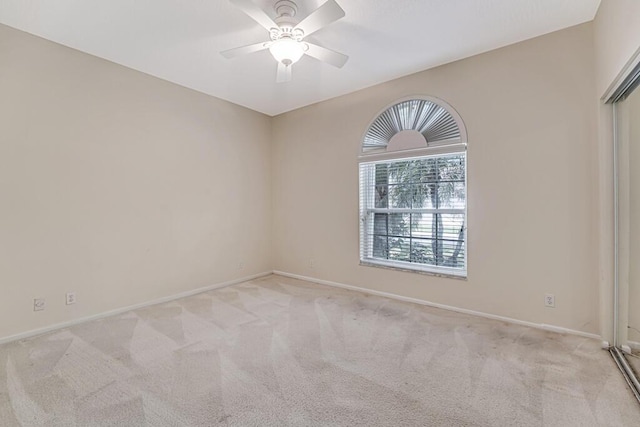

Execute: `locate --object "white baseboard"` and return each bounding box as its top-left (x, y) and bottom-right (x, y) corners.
top-left (629, 341), bottom-right (640, 351)
top-left (3, 270), bottom-right (601, 346)
top-left (0, 271), bottom-right (272, 345)
top-left (273, 270), bottom-right (601, 341)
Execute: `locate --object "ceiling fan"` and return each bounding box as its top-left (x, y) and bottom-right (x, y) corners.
top-left (221, 0), bottom-right (348, 83)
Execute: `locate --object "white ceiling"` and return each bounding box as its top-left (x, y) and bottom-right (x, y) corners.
top-left (0, 0), bottom-right (601, 116)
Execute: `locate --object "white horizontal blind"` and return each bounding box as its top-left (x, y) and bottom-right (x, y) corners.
top-left (359, 153), bottom-right (466, 275)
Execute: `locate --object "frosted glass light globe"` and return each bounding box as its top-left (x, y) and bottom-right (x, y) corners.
top-left (269, 38), bottom-right (305, 65)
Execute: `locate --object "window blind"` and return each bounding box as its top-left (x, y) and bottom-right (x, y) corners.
top-left (359, 153), bottom-right (467, 276)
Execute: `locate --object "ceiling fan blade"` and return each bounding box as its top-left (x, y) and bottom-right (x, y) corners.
top-left (229, 0), bottom-right (278, 31)
top-left (294, 0), bottom-right (345, 37)
top-left (276, 62), bottom-right (292, 83)
top-left (304, 43), bottom-right (348, 68)
top-left (220, 41), bottom-right (270, 59)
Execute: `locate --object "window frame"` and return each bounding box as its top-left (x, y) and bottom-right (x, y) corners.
top-left (359, 152), bottom-right (467, 278)
top-left (358, 96), bottom-right (468, 279)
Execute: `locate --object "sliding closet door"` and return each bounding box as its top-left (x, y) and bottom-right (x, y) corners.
top-left (614, 81), bottom-right (640, 397)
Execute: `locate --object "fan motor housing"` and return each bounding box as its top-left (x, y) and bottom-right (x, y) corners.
top-left (274, 0), bottom-right (297, 18)
top-left (273, 0), bottom-right (302, 39)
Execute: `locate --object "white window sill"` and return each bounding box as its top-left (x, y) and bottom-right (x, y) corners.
top-left (360, 259), bottom-right (467, 280)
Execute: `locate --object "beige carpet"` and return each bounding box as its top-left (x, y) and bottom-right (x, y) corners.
top-left (0, 274), bottom-right (638, 426)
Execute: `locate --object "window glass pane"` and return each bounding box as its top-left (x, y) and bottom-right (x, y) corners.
top-left (373, 213), bottom-right (388, 234)
top-left (387, 161), bottom-right (412, 185)
top-left (410, 184), bottom-right (436, 209)
top-left (411, 213), bottom-right (435, 238)
top-left (375, 185), bottom-right (388, 208)
top-left (375, 164), bottom-right (389, 184)
top-left (441, 240), bottom-right (465, 268)
top-left (437, 156), bottom-right (465, 180)
top-left (388, 237), bottom-right (411, 262)
top-left (440, 214), bottom-right (465, 241)
top-left (410, 238), bottom-right (434, 264)
top-left (374, 164), bottom-right (389, 208)
top-left (360, 153), bottom-right (466, 274)
top-left (388, 184), bottom-right (413, 208)
top-left (389, 213), bottom-right (410, 237)
top-left (415, 159), bottom-right (438, 183)
top-left (436, 182), bottom-right (465, 209)
top-left (372, 235), bottom-right (388, 258)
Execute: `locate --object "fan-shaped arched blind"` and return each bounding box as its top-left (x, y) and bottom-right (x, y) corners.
top-left (361, 97), bottom-right (466, 157)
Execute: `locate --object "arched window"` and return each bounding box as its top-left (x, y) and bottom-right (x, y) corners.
top-left (359, 96), bottom-right (467, 277)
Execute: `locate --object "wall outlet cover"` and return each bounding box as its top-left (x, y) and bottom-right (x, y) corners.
top-left (34, 298), bottom-right (45, 311)
top-left (544, 294), bottom-right (555, 308)
top-left (66, 292), bottom-right (76, 305)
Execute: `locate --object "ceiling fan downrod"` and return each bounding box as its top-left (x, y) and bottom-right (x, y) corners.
top-left (274, 0), bottom-right (297, 19)
top-left (271, 0), bottom-right (304, 42)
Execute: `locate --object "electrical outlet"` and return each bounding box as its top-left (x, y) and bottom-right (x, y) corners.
top-left (238, 261), bottom-right (245, 270)
top-left (544, 294), bottom-right (555, 308)
top-left (309, 259), bottom-right (314, 269)
top-left (33, 298), bottom-right (45, 311)
top-left (66, 292), bottom-right (76, 305)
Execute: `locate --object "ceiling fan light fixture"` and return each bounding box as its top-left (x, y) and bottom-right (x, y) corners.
top-left (269, 38), bottom-right (305, 65)
top-left (224, 0), bottom-right (348, 82)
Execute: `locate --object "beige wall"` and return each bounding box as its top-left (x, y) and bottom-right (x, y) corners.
top-left (272, 24), bottom-right (599, 334)
top-left (3, 11), bottom-right (631, 342)
top-left (594, 0), bottom-right (640, 97)
top-left (0, 24), bottom-right (272, 340)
